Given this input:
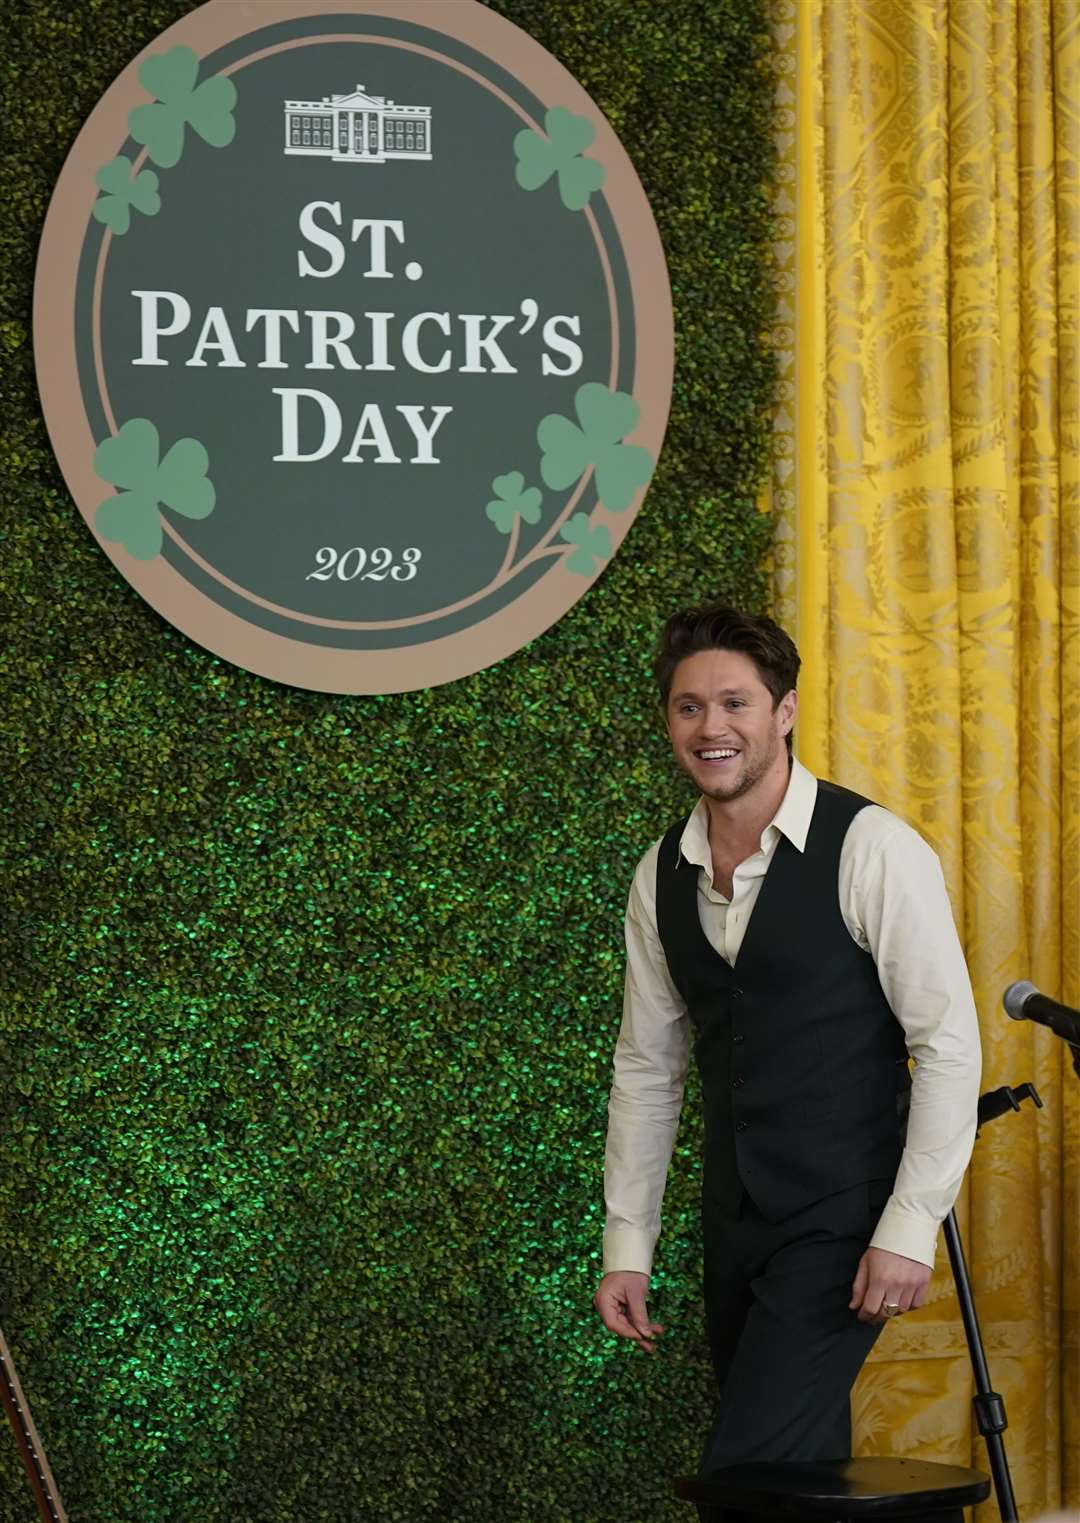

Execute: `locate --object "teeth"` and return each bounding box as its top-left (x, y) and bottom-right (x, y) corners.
top-left (700, 749), bottom-right (737, 759)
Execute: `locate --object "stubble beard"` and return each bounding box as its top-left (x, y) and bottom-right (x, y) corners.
top-left (681, 732), bottom-right (781, 803)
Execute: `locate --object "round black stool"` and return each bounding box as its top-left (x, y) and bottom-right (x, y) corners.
top-left (673, 1456), bottom-right (991, 1522)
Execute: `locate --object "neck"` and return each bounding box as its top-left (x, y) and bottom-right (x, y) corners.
top-left (702, 753), bottom-right (793, 849)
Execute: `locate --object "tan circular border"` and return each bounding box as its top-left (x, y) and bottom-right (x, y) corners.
top-left (34, 0), bottom-right (674, 694)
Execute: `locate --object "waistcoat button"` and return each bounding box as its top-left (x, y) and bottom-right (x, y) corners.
top-left (732, 1033), bottom-right (744, 1043)
top-left (732, 1076), bottom-right (744, 1088)
top-left (735, 1120), bottom-right (748, 1133)
top-left (731, 988), bottom-right (743, 999)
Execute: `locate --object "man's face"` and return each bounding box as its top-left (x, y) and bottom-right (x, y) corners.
top-left (665, 647), bottom-right (796, 804)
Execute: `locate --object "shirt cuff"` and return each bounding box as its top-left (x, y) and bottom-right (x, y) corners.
top-left (868, 1197), bottom-right (941, 1269)
top-left (602, 1226), bottom-right (655, 1278)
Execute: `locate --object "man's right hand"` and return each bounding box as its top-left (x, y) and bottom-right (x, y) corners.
top-left (593, 1271), bottom-right (665, 1353)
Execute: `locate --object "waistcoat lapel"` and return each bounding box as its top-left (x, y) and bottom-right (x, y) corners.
top-left (667, 821), bottom-right (800, 979)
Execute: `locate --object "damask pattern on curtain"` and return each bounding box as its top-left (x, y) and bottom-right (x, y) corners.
top-left (769, 2), bottom-right (1079, 1516)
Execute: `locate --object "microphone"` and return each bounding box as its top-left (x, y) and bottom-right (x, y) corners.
top-left (1003, 981), bottom-right (1080, 1047)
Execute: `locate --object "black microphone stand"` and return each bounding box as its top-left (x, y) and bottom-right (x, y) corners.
top-left (944, 1081), bottom-right (1045, 1523)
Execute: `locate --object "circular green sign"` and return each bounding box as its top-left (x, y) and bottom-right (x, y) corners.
top-left (36, 0), bottom-right (673, 692)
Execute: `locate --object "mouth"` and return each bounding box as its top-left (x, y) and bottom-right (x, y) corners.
top-left (694, 748), bottom-right (740, 766)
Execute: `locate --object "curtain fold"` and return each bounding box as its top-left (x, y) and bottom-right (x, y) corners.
top-left (770, 2), bottom-right (1079, 1514)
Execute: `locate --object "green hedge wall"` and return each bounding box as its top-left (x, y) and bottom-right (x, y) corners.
top-left (0, 1), bottom-right (776, 1519)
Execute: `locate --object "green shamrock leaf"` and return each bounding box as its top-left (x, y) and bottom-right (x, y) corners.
top-left (128, 45), bottom-right (237, 169)
top-left (155, 437), bottom-right (215, 519)
top-left (91, 156), bottom-right (161, 236)
top-left (514, 107), bottom-right (606, 211)
top-left (93, 418), bottom-right (216, 561)
top-left (95, 491), bottom-right (164, 560)
top-left (560, 513), bottom-right (612, 576)
top-left (94, 417), bottom-right (159, 489)
top-left (537, 382), bottom-right (654, 510)
top-left (485, 470), bottom-right (543, 534)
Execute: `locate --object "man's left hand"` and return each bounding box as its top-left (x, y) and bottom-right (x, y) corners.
top-left (849, 1246), bottom-right (932, 1325)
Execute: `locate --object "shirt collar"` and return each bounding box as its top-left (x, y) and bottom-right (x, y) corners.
top-left (676, 755), bottom-right (818, 869)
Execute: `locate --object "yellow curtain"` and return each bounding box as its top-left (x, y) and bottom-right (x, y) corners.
top-left (770, 1), bottom-right (1079, 1516)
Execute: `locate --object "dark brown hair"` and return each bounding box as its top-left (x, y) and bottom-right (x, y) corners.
top-left (654, 603), bottom-right (801, 750)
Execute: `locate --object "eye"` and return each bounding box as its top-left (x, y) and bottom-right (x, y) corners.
top-left (726, 699), bottom-right (746, 709)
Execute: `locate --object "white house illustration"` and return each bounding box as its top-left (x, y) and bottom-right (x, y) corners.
top-left (284, 86), bottom-right (432, 163)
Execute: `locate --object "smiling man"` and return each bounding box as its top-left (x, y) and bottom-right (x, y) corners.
top-left (593, 604), bottom-right (982, 1515)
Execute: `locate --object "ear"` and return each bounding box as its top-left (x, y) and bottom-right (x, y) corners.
top-left (779, 689), bottom-right (797, 736)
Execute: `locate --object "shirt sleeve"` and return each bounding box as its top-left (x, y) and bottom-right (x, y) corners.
top-left (840, 808), bottom-right (983, 1269)
top-left (602, 846), bottom-right (691, 1278)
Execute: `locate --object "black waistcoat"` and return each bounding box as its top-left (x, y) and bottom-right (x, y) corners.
top-left (655, 779), bottom-right (911, 1221)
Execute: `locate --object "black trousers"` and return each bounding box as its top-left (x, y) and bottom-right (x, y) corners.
top-left (696, 1177), bottom-right (894, 1523)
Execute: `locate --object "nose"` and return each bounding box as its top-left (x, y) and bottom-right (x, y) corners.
top-left (697, 706), bottom-right (733, 738)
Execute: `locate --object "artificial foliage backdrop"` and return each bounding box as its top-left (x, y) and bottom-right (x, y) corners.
top-left (0, 2), bottom-right (777, 1519)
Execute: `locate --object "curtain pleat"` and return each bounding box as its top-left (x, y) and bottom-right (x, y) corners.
top-left (770, 2), bottom-right (1079, 1513)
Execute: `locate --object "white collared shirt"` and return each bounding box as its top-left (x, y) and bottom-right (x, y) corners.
top-left (603, 756), bottom-right (983, 1275)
